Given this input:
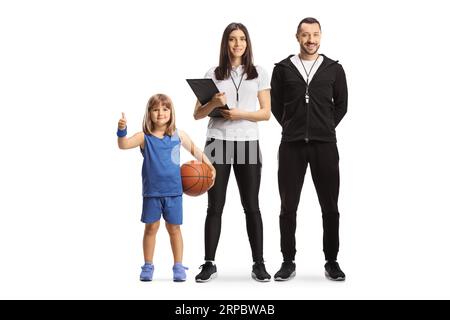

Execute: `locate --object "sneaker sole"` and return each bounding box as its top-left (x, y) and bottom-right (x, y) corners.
top-left (195, 272), bottom-right (217, 283)
top-left (274, 271), bottom-right (296, 281)
top-left (140, 278), bottom-right (152, 282)
top-left (251, 272), bottom-right (271, 282)
top-left (173, 279), bottom-right (186, 282)
top-left (325, 271), bottom-right (346, 281)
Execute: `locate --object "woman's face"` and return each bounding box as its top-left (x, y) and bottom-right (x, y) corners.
top-left (228, 29), bottom-right (247, 59)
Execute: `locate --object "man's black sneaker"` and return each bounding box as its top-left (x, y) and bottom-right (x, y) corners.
top-left (324, 261), bottom-right (346, 281)
top-left (274, 261), bottom-right (296, 281)
top-left (251, 262), bottom-right (271, 282)
top-left (195, 262), bottom-right (217, 283)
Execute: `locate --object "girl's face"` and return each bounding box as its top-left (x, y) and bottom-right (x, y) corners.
top-left (228, 29), bottom-right (247, 59)
top-left (150, 103), bottom-right (171, 127)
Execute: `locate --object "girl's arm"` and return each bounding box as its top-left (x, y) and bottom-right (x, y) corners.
top-left (117, 112), bottom-right (145, 149)
top-left (178, 130), bottom-right (216, 185)
top-left (193, 93), bottom-right (227, 120)
top-left (220, 89), bottom-right (271, 122)
top-left (118, 132), bottom-right (145, 149)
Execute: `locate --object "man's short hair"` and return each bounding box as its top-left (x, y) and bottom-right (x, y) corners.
top-left (297, 17), bottom-right (321, 34)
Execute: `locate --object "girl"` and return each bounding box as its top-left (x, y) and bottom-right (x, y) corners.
top-left (193, 23), bottom-right (271, 282)
top-left (117, 93), bottom-right (216, 282)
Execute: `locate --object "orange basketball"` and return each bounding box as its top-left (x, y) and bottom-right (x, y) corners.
top-left (180, 161), bottom-right (213, 196)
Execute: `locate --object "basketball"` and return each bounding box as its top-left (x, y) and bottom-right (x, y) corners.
top-left (180, 160), bottom-right (213, 196)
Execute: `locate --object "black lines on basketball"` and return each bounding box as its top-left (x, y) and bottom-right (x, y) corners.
top-left (180, 161), bottom-right (213, 196)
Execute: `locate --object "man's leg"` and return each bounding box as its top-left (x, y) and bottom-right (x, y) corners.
top-left (278, 141), bottom-right (308, 261)
top-left (309, 142), bottom-right (340, 262)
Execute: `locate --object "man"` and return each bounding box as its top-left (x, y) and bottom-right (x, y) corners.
top-left (271, 17), bottom-right (347, 281)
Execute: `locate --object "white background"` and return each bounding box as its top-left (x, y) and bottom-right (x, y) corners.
top-left (1, 0), bottom-right (450, 299)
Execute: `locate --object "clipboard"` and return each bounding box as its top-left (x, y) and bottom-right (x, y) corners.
top-left (186, 78), bottom-right (229, 118)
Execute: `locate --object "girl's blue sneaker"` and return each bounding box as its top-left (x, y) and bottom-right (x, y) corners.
top-left (140, 263), bottom-right (154, 281)
top-left (173, 263), bottom-right (188, 282)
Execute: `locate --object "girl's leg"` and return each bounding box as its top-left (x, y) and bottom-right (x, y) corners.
top-left (143, 221), bottom-right (160, 263)
top-left (166, 222), bottom-right (183, 263)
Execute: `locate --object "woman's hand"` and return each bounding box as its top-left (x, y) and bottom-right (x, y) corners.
top-left (210, 92), bottom-right (227, 108)
top-left (220, 108), bottom-right (244, 121)
top-left (194, 93), bottom-right (228, 120)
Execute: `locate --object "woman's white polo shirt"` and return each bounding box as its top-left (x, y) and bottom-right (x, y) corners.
top-left (204, 65), bottom-right (270, 141)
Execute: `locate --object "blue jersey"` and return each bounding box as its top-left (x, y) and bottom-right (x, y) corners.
top-left (141, 131), bottom-right (182, 197)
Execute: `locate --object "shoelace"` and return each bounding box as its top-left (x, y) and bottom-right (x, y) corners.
top-left (142, 265), bottom-right (153, 271)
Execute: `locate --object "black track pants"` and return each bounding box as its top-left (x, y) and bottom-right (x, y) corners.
top-left (278, 140), bottom-right (341, 262)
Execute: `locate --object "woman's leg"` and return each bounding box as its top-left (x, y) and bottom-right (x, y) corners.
top-left (204, 162), bottom-right (231, 260)
top-left (203, 139), bottom-right (232, 261)
top-left (233, 141), bottom-right (264, 262)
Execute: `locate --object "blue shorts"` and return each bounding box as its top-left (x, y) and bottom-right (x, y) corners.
top-left (141, 196), bottom-right (183, 225)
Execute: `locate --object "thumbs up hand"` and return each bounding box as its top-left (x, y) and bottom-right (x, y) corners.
top-left (118, 112), bottom-right (127, 130)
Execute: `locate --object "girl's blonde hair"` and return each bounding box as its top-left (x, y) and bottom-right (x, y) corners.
top-left (142, 94), bottom-right (176, 136)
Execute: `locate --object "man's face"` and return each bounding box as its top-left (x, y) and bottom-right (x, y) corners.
top-left (297, 23), bottom-right (321, 56)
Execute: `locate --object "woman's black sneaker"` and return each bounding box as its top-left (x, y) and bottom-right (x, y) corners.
top-left (251, 262), bottom-right (271, 282)
top-left (274, 261), bottom-right (296, 281)
top-left (195, 262), bottom-right (217, 282)
top-left (324, 261), bottom-right (346, 281)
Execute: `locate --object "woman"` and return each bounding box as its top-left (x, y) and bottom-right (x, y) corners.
top-left (193, 22), bottom-right (271, 282)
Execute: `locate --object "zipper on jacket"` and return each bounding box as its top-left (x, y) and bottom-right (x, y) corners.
top-left (277, 55), bottom-right (339, 143)
top-left (305, 88), bottom-right (310, 143)
top-left (303, 61), bottom-right (337, 143)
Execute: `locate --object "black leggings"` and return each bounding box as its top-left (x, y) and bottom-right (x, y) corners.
top-left (203, 138), bottom-right (264, 263)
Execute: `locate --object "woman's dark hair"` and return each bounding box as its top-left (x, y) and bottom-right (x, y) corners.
top-left (215, 22), bottom-right (258, 80)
